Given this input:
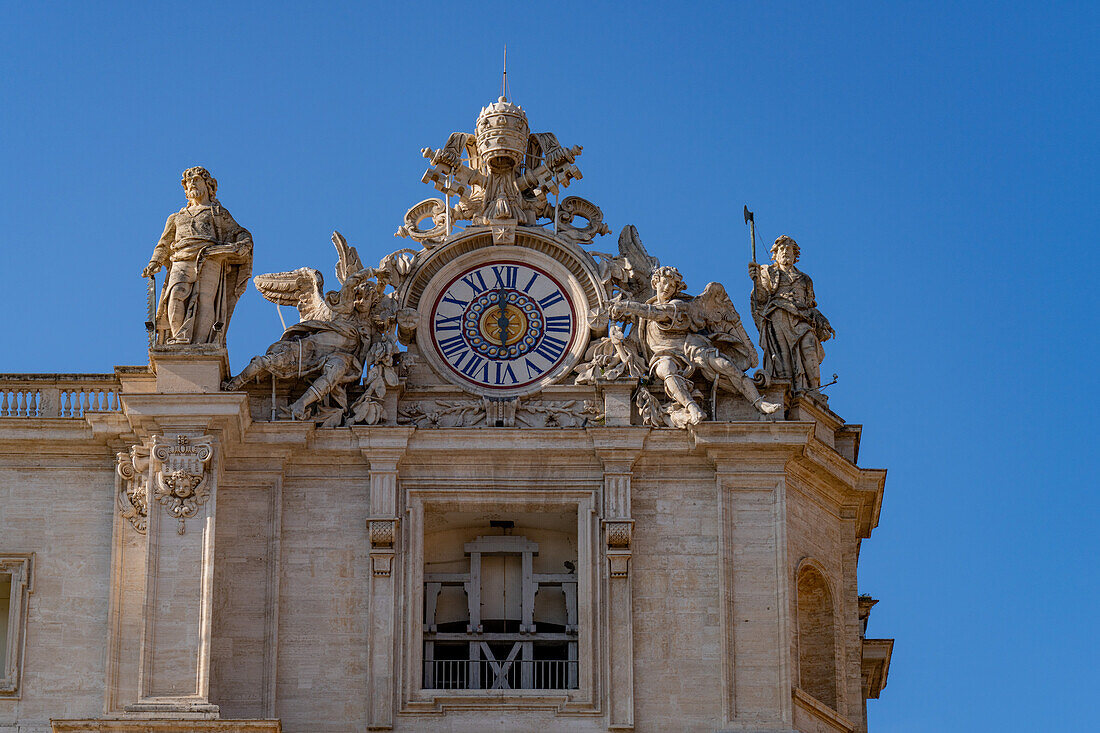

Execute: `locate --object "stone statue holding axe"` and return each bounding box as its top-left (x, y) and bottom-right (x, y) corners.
top-left (746, 222), bottom-right (834, 393)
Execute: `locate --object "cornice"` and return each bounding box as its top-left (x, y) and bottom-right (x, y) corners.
top-left (118, 391), bottom-right (251, 444)
top-left (690, 420), bottom-right (815, 472)
top-left (789, 439), bottom-right (886, 538)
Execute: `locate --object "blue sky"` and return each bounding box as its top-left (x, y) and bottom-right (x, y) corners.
top-left (1, 2), bottom-right (1097, 730)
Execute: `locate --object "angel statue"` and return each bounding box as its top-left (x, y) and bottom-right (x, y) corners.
top-left (576, 225), bottom-right (657, 384)
top-left (608, 266), bottom-right (781, 427)
top-left (223, 233), bottom-right (416, 425)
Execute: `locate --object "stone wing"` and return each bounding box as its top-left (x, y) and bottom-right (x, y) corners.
top-left (617, 225), bottom-right (660, 300)
top-left (332, 231), bottom-right (365, 286)
top-left (690, 281), bottom-right (758, 371)
top-left (253, 268), bottom-right (332, 322)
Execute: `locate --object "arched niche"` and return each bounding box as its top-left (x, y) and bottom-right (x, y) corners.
top-left (796, 561), bottom-right (838, 709)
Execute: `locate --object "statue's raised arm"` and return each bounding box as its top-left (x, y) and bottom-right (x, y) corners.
top-left (583, 263), bottom-right (779, 427)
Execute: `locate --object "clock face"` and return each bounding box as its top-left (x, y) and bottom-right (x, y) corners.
top-left (429, 261), bottom-right (578, 391)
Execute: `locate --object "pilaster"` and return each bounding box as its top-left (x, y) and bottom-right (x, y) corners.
top-left (111, 350), bottom-right (251, 718)
top-left (589, 426), bottom-right (649, 731)
top-left (127, 429), bottom-right (220, 716)
top-left (354, 426), bottom-right (415, 731)
top-left (692, 422), bottom-right (812, 730)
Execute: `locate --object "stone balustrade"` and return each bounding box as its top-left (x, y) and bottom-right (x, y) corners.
top-left (0, 374), bottom-right (122, 418)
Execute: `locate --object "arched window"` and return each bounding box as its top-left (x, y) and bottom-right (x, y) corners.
top-left (797, 564), bottom-right (837, 709)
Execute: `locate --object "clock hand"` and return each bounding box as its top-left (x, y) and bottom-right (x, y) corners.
top-left (495, 286), bottom-right (510, 347)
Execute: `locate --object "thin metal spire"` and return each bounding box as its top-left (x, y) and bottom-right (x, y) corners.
top-left (502, 44), bottom-right (508, 100)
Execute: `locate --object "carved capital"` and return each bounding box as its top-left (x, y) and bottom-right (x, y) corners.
top-left (607, 551), bottom-right (631, 578)
top-left (150, 433), bottom-right (215, 534)
top-left (371, 553), bottom-right (394, 577)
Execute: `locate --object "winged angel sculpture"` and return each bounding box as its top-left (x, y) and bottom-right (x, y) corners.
top-left (577, 227), bottom-right (779, 427)
top-left (224, 233), bottom-right (417, 426)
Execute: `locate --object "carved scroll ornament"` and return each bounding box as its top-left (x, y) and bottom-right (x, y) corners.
top-left (116, 444), bottom-right (151, 534)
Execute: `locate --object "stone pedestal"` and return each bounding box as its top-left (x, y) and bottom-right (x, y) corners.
top-left (600, 379), bottom-right (635, 427)
top-left (150, 345), bottom-right (230, 394)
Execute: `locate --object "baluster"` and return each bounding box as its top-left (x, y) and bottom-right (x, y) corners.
top-left (61, 391), bottom-right (71, 417)
top-left (94, 389), bottom-right (103, 411)
top-left (32, 390), bottom-right (41, 417)
top-left (1, 390), bottom-right (8, 417)
top-left (81, 390), bottom-right (90, 416)
top-left (18, 390), bottom-right (27, 417)
top-left (111, 391), bottom-right (120, 411)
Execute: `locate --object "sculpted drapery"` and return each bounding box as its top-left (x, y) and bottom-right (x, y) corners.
top-left (749, 236), bottom-right (833, 392)
top-left (145, 167), bottom-right (253, 346)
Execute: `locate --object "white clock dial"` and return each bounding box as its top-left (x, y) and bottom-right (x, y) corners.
top-left (429, 261), bottom-right (577, 391)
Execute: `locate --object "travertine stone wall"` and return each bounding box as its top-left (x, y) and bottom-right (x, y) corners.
top-left (0, 417), bottom-right (882, 733)
top-left (631, 458), bottom-right (726, 730)
top-left (210, 482), bottom-right (279, 718)
top-left (786, 475), bottom-right (865, 732)
top-left (271, 457), bottom-right (371, 733)
top-left (0, 453), bottom-right (114, 729)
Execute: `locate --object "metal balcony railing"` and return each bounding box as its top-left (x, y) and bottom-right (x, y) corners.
top-left (423, 659), bottom-right (578, 691)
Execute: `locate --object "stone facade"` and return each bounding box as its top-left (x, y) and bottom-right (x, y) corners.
top-left (0, 95), bottom-right (891, 733)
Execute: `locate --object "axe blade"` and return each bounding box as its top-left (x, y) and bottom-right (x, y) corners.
top-left (744, 205), bottom-right (753, 224)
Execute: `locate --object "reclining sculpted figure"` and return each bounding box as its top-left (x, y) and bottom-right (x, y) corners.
top-left (224, 233), bottom-right (414, 424)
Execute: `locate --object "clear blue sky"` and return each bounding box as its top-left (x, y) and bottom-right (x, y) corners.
top-left (2, 2), bottom-right (1097, 730)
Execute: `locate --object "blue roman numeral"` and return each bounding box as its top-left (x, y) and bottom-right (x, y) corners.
top-left (545, 315), bottom-right (571, 333)
top-left (491, 265), bottom-right (518, 289)
top-left (441, 293), bottom-right (469, 309)
top-left (439, 334), bottom-right (467, 358)
top-left (532, 334), bottom-right (567, 364)
top-left (522, 272), bottom-right (539, 293)
top-left (494, 362), bottom-right (518, 385)
top-left (538, 291), bottom-right (565, 309)
top-left (460, 270), bottom-right (489, 295)
top-left (435, 314), bottom-right (461, 331)
top-left (460, 354), bottom-right (489, 382)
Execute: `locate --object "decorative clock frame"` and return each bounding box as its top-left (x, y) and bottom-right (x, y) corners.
top-left (404, 228), bottom-right (604, 398)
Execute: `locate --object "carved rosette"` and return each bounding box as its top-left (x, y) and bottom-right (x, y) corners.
top-left (151, 434), bottom-right (214, 535)
top-left (116, 444), bottom-right (151, 534)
